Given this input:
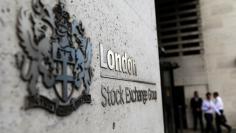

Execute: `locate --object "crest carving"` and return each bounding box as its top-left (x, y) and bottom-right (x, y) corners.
top-left (16, 0), bottom-right (93, 116)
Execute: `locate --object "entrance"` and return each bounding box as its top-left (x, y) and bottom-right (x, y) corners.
top-left (160, 62), bottom-right (188, 133)
top-left (173, 86), bottom-right (188, 130)
top-left (160, 62), bottom-right (176, 133)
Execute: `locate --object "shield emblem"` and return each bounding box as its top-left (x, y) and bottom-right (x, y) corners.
top-left (53, 46), bottom-right (77, 103)
top-left (16, 0), bottom-right (93, 116)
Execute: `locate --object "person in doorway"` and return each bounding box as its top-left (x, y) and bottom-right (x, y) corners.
top-left (202, 92), bottom-right (221, 133)
top-left (213, 92), bottom-right (232, 133)
top-left (190, 91), bottom-right (203, 132)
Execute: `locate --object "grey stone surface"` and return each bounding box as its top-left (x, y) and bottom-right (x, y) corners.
top-left (0, 0), bottom-right (163, 133)
top-left (200, 0), bottom-right (236, 128)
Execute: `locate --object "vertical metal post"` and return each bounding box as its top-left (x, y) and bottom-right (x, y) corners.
top-left (178, 105), bottom-right (183, 133)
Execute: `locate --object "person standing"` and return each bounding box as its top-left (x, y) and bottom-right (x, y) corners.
top-left (202, 92), bottom-right (221, 133)
top-left (213, 92), bottom-right (232, 133)
top-left (190, 91), bottom-right (203, 132)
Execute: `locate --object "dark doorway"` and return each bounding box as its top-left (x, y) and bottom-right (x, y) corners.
top-left (159, 60), bottom-right (188, 133)
top-left (160, 62), bottom-right (177, 133)
top-left (173, 86), bottom-right (188, 130)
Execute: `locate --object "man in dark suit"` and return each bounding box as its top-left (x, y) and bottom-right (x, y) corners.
top-left (190, 91), bottom-right (203, 132)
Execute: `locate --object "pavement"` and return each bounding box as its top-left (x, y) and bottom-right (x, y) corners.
top-left (183, 129), bottom-right (236, 133)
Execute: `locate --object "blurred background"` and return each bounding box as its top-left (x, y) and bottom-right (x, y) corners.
top-left (156, 0), bottom-right (236, 132)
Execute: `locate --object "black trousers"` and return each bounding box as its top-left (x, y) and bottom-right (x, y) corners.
top-left (215, 110), bottom-right (231, 133)
top-left (204, 113), bottom-right (215, 133)
top-left (192, 111), bottom-right (204, 131)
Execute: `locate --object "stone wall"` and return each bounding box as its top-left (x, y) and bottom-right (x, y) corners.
top-left (0, 0), bottom-right (163, 133)
top-left (200, 0), bottom-right (236, 127)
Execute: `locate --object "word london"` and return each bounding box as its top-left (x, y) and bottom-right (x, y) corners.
top-left (100, 44), bottom-right (137, 76)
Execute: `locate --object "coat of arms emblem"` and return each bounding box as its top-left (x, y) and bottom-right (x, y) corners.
top-left (16, 0), bottom-right (93, 116)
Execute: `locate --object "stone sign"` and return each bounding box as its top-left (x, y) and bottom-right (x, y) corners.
top-left (0, 0), bottom-right (164, 133)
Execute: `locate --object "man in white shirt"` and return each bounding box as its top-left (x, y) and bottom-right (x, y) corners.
top-left (202, 92), bottom-right (220, 133)
top-left (213, 92), bottom-right (231, 133)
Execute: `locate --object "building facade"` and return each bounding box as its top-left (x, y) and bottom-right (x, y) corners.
top-left (0, 0), bottom-right (163, 133)
top-left (157, 0), bottom-right (236, 129)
